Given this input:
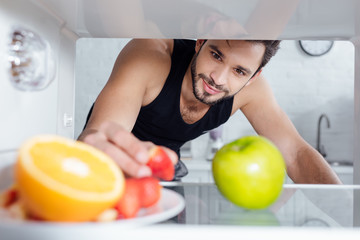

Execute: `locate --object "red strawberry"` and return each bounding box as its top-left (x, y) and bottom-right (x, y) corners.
top-left (114, 177), bottom-right (163, 219)
top-left (137, 177), bottom-right (162, 208)
top-left (114, 178), bottom-right (141, 219)
top-left (0, 187), bottom-right (19, 208)
top-left (147, 147), bottom-right (175, 181)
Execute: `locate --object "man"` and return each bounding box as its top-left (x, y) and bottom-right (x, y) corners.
top-left (78, 39), bottom-right (341, 184)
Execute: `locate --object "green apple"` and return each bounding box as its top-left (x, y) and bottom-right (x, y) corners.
top-left (212, 136), bottom-right (286, 210)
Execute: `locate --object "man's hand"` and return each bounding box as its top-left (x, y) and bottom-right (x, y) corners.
top-left (79, 121), bottom-right (178, 178)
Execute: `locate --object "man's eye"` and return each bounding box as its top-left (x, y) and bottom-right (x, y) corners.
top-left (235, 68), bottom-right (244, 75)
top-left (212, 52), bottom-right (221, 60)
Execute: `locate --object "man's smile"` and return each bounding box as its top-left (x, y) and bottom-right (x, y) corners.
top-left (202, 78), bottom-right (222, 95)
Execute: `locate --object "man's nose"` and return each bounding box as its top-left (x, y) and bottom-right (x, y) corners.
top-left (210, 68), bottom-right (228, 86)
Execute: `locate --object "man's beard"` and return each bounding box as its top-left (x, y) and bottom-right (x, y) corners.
top-left (190, 54), bottom-right (231, 105)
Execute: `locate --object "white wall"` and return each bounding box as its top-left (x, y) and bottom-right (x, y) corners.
top-left (75, 38), bottom-right (131, 138)
top-left (75, 39), bottom-right (354, 164)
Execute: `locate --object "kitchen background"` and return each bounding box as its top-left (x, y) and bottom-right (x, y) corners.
top-left (75, 39), bottom-right (354, 165)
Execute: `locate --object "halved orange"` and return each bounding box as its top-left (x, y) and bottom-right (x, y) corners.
top-left (15, 135), bottom-right (125, 222)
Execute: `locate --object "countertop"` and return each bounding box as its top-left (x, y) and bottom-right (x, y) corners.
top-left (181, 158), bottom-right (354, 184)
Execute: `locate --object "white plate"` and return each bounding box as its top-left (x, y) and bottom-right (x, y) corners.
top-left (0, 161), bottom-right (185, 240)
top-left (116, 187), bottom-right (185, 225)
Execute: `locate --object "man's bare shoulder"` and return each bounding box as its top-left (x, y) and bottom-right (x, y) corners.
top-left (105, 39), bottom-right (175, 106)
top-left (119, 39), bottom-right (173, 65)
top-left (110, 39), bottom-right (173, 83)
top-left (130, 39), bottom-right (173, 54)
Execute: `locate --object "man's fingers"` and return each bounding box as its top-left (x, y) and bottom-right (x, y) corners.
top-left (88, 138), bottom-right (151, 178)
top-left (82, 121), bottom-right (178, 178)
top-left (99, 121), bottom-right (149, 164)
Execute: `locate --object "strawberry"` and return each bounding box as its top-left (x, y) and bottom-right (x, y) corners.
top-left (147, 146), bottom-right (175, 181)
top-left (114, 178), bottom-right (141, 219)
top-left (137, 177), bottom-right (162, 208)
top-left (0, 187), bottom-right (19, 208)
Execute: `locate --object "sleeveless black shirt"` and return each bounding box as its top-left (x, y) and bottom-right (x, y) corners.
top-left (84, 39), bottom-right (234, 180)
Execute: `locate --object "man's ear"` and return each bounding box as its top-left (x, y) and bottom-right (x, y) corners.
top-left (246, 68), bottom-right (262, 86)
top-left (195, 39), bottom-right (206, 53)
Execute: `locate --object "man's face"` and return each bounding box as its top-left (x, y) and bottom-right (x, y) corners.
top-left (191, 40), bottom-right (265, 105)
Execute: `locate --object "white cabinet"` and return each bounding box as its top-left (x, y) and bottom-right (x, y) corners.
top-left (182, 160), bottom-right (214, 183)
top-left (332, 165), bottom-right (353, 185)
top-left (182, 169), bottom-right (213, 183)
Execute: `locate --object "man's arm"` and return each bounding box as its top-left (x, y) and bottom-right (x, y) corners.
top-left (78, 39), bottom-right (178, 177)
top-left (239, 74), bottom-right (341, 184)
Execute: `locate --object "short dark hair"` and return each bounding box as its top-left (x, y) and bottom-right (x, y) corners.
top-left (247, 40), bottom-right (281, 77)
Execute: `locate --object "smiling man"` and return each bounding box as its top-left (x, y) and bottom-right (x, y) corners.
top-left (191, 40), bottom-right (263, 105)
top-left (78, 39), bottom-right (341, 184)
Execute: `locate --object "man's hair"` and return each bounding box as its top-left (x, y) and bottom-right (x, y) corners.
top-left (247, 40), bottom-right (281, 77)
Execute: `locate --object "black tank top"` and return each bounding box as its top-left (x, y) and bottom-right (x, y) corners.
top-left (84, 39), bottom-right (234, 180)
